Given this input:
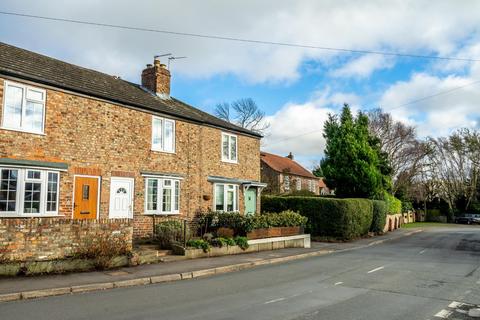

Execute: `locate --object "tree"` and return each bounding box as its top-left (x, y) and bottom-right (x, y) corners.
top-left (368, 109), bottom-right (428, 195)
top-left (214, 98), bottom-right (269, 134)
top-left (427, 129), bottom-right (480, 213)
top-left (312, 164), bottom-right (324, 177)
top-left (321, 104), bottom-right (392, 198)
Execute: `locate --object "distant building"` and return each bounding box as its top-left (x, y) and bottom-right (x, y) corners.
top-left (261, 151), bottom-right (330, 195)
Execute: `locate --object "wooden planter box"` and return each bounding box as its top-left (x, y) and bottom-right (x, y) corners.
top-left (247, 226), bottom-right (303, 240)
top-left (217, 227), bottom-right (235, 238)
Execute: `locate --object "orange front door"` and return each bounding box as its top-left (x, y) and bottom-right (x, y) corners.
top-left (74, 177), bottom-right (99, 219)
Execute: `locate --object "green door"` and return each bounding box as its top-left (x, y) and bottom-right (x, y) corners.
top-left (245, 189), bottom-right (257, 215)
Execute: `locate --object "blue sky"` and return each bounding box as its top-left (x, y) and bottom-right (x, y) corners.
top-left (1, 1), bottom-right (480, 168)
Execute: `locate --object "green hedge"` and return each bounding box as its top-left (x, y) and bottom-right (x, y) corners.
top-left (261, 196), bottom-right (373, 240)
top-left (195, 210), bottom-right (307, 235)
top-left (370, 200), bottom-right (388, 234)
top-left (383, 192), bottom-right (402, 214)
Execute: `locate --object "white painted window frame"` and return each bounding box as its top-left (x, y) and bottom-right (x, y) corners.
top-left (144, 177), bottom-right (180, 215)
top-left (221, 132), bottom-right (238, 163)
top-left (0, 167), bottom-right (60, 217)
top-left (284, 175), bottom-right (290, 191)
top-left (213, 183), bottom-right (239, 212)
top-left (296, 178), bottom-right (302, 191)
top-left (1, 80), bottom-right (46, 135)
top-left (151, 116), bottom-right (176, 153)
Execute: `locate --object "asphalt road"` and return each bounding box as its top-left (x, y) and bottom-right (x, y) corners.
top-left (1, 226), bottom-right (479, 320)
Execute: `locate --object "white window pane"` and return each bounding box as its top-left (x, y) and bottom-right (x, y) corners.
top-left (24, 101), bottom-right (44, 132)
top-left (0, 169), bottom-right (18, 212)
top-left (226, 190), bottom-right (234, 211)
top-left (24, 182), bottom-right (41, 214)
top-left (215, 184), bottom-right (224, 211)
top-left (146, 179), bottom-right (158, 211)
top-left (222, 135), bottom-right (229, 159)
top-left (47, 172), bottom-right (58, 212)
top-left (162, 188), bottom-right (172, 212)
top-left (152, 118), bottom-right (162, 149)
top-left (27, 170), bottom-right (41, 180)
top-left (26, 89), bottom-right (44, 101)
top-left (174, 181), bottom-right (179, 211)
top-left (164, 120), bottom-right (174, 152)
top-left (230, 136), bottom-right (237, 161)
top-left (4, 85), bottom-right (23, 128)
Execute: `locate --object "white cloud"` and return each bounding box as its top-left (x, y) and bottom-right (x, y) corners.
top-left (1, 0), bottom-right (480, 83)
top-left (330, 55), bottom-right (394, 78)
top-left (262, 89), bottom-right (361, 166)
top-left (379, 72), bottom-right (480, 137)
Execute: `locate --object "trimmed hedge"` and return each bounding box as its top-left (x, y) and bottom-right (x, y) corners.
top-left (261, 196), bottom-right (373, 240)
top-left (383, 192), bottom-right (402, 214)
top-left (370, 200), bottom-right (388, 234)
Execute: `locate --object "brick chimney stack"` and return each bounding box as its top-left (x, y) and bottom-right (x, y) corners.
top-left (286, 152), bottom-right (294, 160)
top-left (141, 58), bottom-right (171, 99)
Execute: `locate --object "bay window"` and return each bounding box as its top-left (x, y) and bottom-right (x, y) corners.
top-left (214, 183), bottom-right (239, 212)
top-left (221, 133), bottom-right (238, 163)
top-left (152, 116), bottom-right (175, 153)
top-left (2, 81), bottom-right (46, 134)
top-left (0, 168), bottom-right (59, 216)
top-left (145, 177), bottom-right (180, 214)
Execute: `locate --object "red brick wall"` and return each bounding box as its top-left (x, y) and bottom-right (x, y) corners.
top-left (0, 218), bottom-right (132, 262)
top-left (0, 77), bottom-right (261, 238)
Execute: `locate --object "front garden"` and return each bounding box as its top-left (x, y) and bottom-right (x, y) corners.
top-left (155, 210), bottom-right (308, 257)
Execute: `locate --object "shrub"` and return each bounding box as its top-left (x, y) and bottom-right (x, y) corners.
top-left (383, 192), bottom-right (402, 214)
top-left (74, 233), bottom-right (131, 269)
top-left (261, 196), bottom-right (373, 240)
top-left (186, 239), bottom-right (211, 252)
top-left (155, 220), bottom-right (185, 249)
top-left (210, 237), bottom-right (237, 248)
top-left (264, 210), bottom-right (308, 227)
top-left (234, 236), bottom-right (249, 250)
top-left (370, 200), bottom-right (388, 234)
top-left (196, 210), bottom-right (307, 235)
top-left (401, 200), bottom-right (413, 212)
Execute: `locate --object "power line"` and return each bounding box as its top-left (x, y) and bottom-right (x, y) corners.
top-left (264, 79), bottom-right (480, 146)
top-left (387, 79), bottom-right (480, 111)
top-left (1, 10), bottom-right (480, 63)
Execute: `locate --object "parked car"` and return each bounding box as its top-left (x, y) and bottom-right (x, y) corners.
top-left (455, 214), bottom-right (480, 225)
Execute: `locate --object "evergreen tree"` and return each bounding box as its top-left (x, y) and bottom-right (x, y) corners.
top-left (321, 104), bottom-right (391, 198)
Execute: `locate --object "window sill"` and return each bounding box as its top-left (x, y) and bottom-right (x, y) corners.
top-left (0, 214), bottom-right (63, 218)
top-left (151, 148), bottom-right (176, 155)
top-left (143, 212), bottom-right (181, 216)
top-left (221, 159), bottom-right (239, 164)
top-left (0, 126), bottom-right (46, 136)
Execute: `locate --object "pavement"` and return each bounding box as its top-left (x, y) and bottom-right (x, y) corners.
top-left (0, 228), bottom-right (420, 302)
top-left (1, 226), bottom-right (479, 320)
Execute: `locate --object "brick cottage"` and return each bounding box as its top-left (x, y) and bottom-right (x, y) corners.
top-left (0, 42), bottom-right (266, 241)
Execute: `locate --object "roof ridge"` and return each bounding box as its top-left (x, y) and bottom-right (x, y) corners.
top-left (0, 41), bottom-right (262, 138)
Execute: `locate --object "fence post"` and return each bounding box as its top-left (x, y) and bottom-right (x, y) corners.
top-left (183, 219), bottom-right (187, 248)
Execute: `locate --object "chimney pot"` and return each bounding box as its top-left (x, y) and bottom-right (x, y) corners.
top-left (286, 152), bottom-right (294, 160)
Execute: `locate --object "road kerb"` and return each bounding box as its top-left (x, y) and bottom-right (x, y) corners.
top-left (21, 287), bottom-right (71, 300)
top-left (150, 274), bottom-right (181, 284)
top-left (114, 277), bottom-right (151, 288)
top-left (0, 292), bottom-right (21, 302)
top-left (0, 229), bottom-right (423, 303)
top-left (191, 268), bottom-right (217, 278)
top-left (71, 282), bottom-right (114, 293)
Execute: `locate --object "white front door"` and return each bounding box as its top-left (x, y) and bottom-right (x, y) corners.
top-left (109, 177), bottom-right (134, 218)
